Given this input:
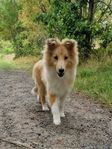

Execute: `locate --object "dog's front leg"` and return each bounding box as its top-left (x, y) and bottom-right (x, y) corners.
top-left (59, 96), bottom-right (66, 117)
top-left (49, 94), bottom-right (61, 125)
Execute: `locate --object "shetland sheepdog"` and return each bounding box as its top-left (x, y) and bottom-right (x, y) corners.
top-left (31, 38), bottom-right (78, 125)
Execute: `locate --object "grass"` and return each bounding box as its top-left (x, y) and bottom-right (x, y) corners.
top-left (0, 60), bottom-right (16, 70)
top-left (0, 54), bottom-right (112, 107)
top-left (0, 54), bottom-right (38, 70)
top-left (75, 58), bottom-right (112, 107)
top-left (14, 56), bottom-right (39, 70)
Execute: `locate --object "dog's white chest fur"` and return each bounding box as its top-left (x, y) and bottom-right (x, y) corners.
top-left (43, 67), bottom-right (76, 97)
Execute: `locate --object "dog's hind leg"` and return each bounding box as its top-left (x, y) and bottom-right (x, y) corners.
top-left (31, 86), bottom-right (37, 95)
top-left (31, 86), bottom-right (40, 103)
top-left (38, 83), bottom-right (49, 111)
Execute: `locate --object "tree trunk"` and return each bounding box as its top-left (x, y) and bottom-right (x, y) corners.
top-left (83, 0), bottom-right (95, 60)
top-left (88, 0), bottom-right (94, 23)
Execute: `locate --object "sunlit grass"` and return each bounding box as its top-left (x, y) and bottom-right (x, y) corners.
top-left (0, 54), bottom-right (38, 70)
top-left (75, 58), bottom-right (112, 107)
top-left (0, 60), bottom-right (16, 69)
top-left (14, 56), bottom-right (39, 70)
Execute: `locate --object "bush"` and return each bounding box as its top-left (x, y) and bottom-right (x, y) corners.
top-left (100, 23), bottom-right (112, 48)
top-left (13, 29), bottom-right (46, 58)
top-left (105, 42), bottom-right (112, 57)
top-left (91, 42), bottom-right (112, 60)
top-left (0, 40), bottom-right (14, 54)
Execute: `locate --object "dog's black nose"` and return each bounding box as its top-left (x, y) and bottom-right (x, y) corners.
top-left (57, 68), bottom-right (65, 77)
top-left (59, 68), bottom-right (64, 73)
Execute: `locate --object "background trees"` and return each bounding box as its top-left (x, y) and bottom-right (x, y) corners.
top-left (0, 0), bottom-right (112, 59)
top-left (0, 0), bottom-right (19, 41)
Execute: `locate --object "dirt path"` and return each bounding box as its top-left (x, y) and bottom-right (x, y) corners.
top-left (0, 70), bottom-right (112, 149)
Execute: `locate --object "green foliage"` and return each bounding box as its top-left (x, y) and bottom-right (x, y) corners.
top-left (100, 23), bottom-right (112, 48)
top-left (37, 1), bottom-right (89, 58)
top-left (0, 40), bottom-right (14, 54)
top-left (0, 0), bottom-right (112, 58)
top-left (0, 0), bottom-right (45, 57)
top-left (106, 42), bottom-right (112, 56)
top-left (13, 22), bottom-right (46, 57)
top-left (13, 31), bottom-right (41, 57)
top-left (92, 48), bottom-right (111, 61)
top-left (0, 0), bottom-right (20, 40)
top-left (37, 0), bottom-right (112, 60)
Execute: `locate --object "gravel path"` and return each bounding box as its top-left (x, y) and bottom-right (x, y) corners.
top-left (0, 70), bottom-right (112, 149)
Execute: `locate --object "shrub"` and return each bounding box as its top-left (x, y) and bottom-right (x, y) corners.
top-left (0, 40), bottom-right (14, 54)
top-left (100, 23), bottom-right (112, 48)
top-left (91, 42), bottom-right (112, 60)
top-left (13, 29), bottom-right (46, 58)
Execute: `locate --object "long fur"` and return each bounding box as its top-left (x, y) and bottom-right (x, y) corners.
top-left (32, 38), bottom-right (79, 125)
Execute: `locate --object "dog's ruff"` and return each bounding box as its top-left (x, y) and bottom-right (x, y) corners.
top-left (32, 38), bottom-right (78, 125)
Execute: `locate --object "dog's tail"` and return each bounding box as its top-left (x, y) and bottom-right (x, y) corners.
top-left (31, 86), bottom-right (38, 96)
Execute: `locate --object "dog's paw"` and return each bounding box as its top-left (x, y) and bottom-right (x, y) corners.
top-left (53, 119), bottom-right (61, 125)
top-left (60, 112), bottom-right (65, 117)
top-left (42, 104), bottom-right (49, 111)
top-left (53, 118), bottom-right (61, 125)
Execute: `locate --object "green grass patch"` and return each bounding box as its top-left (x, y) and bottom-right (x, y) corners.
top-left (75, 59), bottom-right (112, 106)
top-left (0, 60), bottom-right (16, 70)
top-left (0, 55), bottom-right (38, 70)
top-left (14, 56), bottom-right (38, 70)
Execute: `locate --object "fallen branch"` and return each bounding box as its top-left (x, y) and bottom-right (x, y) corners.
top-left (0, 138), bottom-right (33, 149)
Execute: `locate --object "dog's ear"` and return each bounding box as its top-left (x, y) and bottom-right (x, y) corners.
top-left (62, 39), bottom-right (78, 51)
top-left (45, 38), bottom-right (60, 50)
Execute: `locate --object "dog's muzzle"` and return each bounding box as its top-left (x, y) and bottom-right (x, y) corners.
top-left (57, 68), bottom-right (65, 77)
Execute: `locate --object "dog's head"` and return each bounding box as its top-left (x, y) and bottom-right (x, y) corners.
top-left (44, 38), bottom-right (78, 77)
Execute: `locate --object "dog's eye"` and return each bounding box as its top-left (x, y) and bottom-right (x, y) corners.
top-left (54, 56), bottom-right (58, 60)
top-left (64, 56), bottom-right (68, 60)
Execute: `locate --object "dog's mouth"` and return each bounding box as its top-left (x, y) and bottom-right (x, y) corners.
top-left (57, 72), bottom-right (64, 77)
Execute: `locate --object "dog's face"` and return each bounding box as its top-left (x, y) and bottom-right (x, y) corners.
top-left (44, 38), bottom-right (78, 78)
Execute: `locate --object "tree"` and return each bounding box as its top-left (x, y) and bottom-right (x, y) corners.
top-left (0, 0), bottom-right (20, 41)
top-left (37, 0), bottom-right (112, 60)
top-left (0, 0), bottom-right (111, 58)
top-left (13, 0), bottom-right (47, 57)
